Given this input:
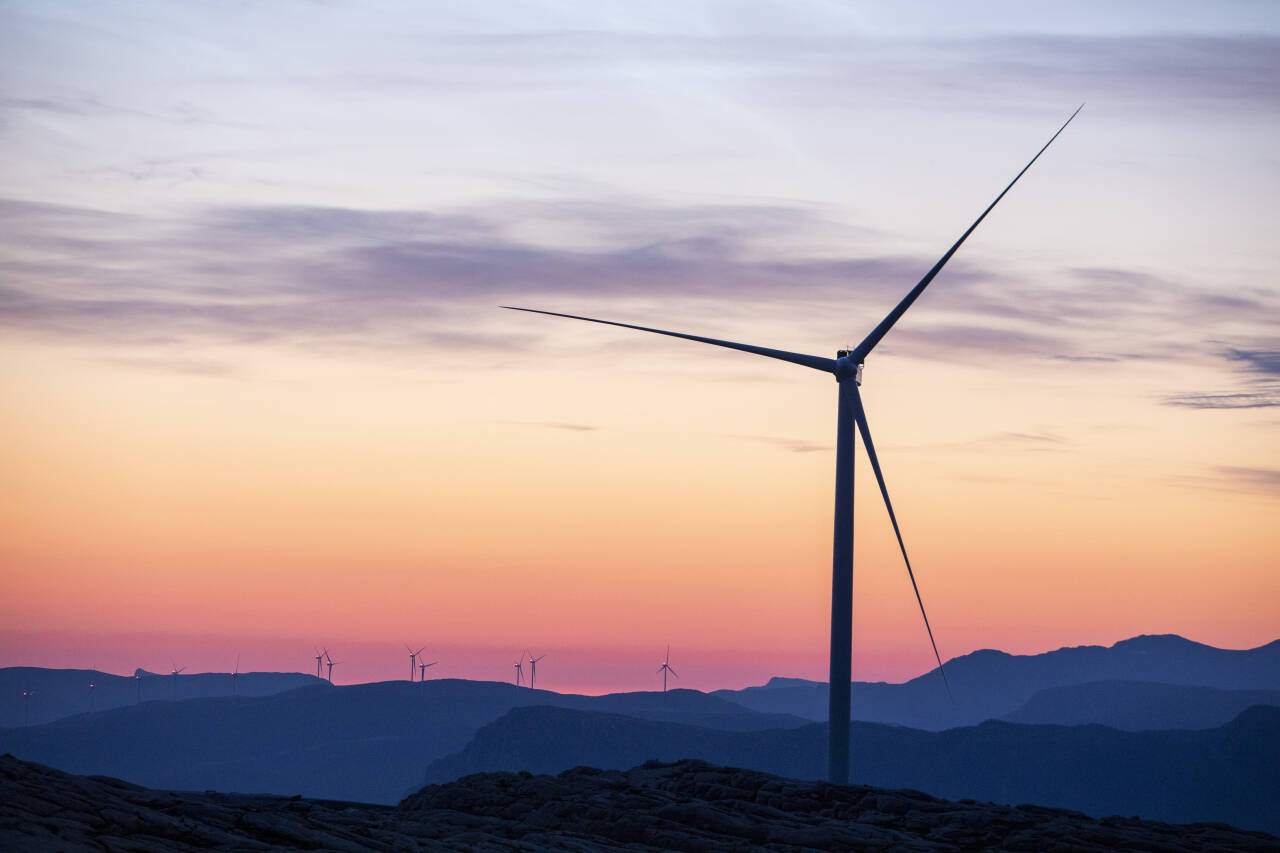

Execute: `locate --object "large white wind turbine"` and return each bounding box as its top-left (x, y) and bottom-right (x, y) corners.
top-left (507, 107), bottom-right (1081, 784)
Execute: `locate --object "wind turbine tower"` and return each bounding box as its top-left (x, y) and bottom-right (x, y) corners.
top-left (169, 660), bottom-right (186, 701)
top-left (512, 657), bottom-right (524, 687)
top-left (418, 660), bottom-right (437, 681)
top-left (658, 646), bottom-right (678, 692)
top-left (406, 645), bottom-right (426, 682)
top-left (313, 648), bottom-right (324, 680)
top-left (324, 649), bottom-right (341, 685)
top-left (528, 653), bottom-right (545, 688)
top-left (507, 107), bottom-right (1081, 784)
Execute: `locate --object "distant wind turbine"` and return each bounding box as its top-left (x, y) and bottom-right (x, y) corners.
top-left (324, 649), bottom-right (341, 685)
top-left (512, 657), bottom-right (524, 687)
top-left (418, 660), bottom-right (438, 681)
top-left (314, 648), bottom-right (325, 680)
top-left (528, 653), bottom-right (545, 688)
top-left (658, 646), bottom-right (678, 693)
top-left (406, 644), bottom-right (426, 682)
top-left (169, 660), bottom-right (186, 701)
top-left (232, 654), bottom-right (241, 698)
top-left (506, 106), bottom-right (1082, 784)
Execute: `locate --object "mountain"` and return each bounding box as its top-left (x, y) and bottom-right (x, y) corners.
top-left (425, 703), bottom-right (1280, 834)
top-left (715, 634), bottom-right (1280, 729)
top-left (1001, 680), bottom-right (1280, 730)
top-left (5, 756), bottom-right (1276, 852)
top-left (0, 679), bottom-right (807, 804)
top-left (0, 667), bottom-right (323, 727)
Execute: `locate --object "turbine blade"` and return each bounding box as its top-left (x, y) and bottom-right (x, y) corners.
top-left (669, 668), bottom-right (679, 678)
top-left (843, 383), bottom-right (952, 698)
top-left (503, 307), bottom-right (836, 374)
top-left (851, 105), bottom-right (1083, 362)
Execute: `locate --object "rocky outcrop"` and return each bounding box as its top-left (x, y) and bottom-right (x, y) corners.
top-left (4, 754), bottom-right (1278, 852)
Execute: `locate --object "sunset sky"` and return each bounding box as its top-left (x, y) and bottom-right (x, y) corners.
top-left (2, 1), bottom-right (1277, 694)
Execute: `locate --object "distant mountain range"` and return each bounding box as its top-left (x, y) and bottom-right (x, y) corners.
top-left (0, 679), bottom-right (807, 803)
top-left (2, 633), bottom-right (1276, 828)
top-left (1000, 680), bottom-right (1280, 730)
top-left (426, 703), bottom-right (1280, 835)
top-left (715, 634), bottom-right (1280, 729)
top-left (0, 667), bottom-right (322, 727)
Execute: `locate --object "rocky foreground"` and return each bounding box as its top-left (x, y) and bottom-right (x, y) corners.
top-left (3, 754), bottom-right (1278, 852)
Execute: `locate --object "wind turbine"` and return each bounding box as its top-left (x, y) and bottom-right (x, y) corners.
top-left (232, 654), bottom-right (241, 698)
top-left (657, 646), bottom-right (678, 693)
top-left (418, 660), bottom-right (438, 681)
top-left (169, 660), bottom-right (186, 701)
top-left (512, 657), bottom-right (524, 687)
top-left (506, 107), bottom-right (1081, 784)
top-left (314, 648), bottom-right (325, 680)
top-left (528, 652), bottom-right (546, 688)
top-left (324, 649), bottom-right (341, 684)
top-left (406, 644), bottom-right (426, 682)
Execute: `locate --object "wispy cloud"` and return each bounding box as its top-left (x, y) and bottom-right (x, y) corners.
top-left (511, 421), bottom-right (600, 432)
top-left (1162, 344), bottom-right (1280, 409)
top-left (0, 196), bottom-right (1273, 379)
top-left (730, 434), bottom-right (831, 454)
top-left (1168, 465), bottom-right (1280, 497)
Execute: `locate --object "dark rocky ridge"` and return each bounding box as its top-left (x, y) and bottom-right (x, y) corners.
top-left (4, 755), bottom-right (1278, 852)
top-left (424, 704), bottom-right (1280, 834)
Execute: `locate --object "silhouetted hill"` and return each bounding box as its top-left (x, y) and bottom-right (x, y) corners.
top-left (0, 679), bottom-right (806, 803)
top-left (425, 704), bottom-right (1280, 834)
top-left (715, 634), bottom-right (1280, 729)
top-left (1001, 680), bottom-right (1280, 729)
top-left (0, 667), bottom-right (322, 727)
top-left (5, 755), bottom-right (1277, 852)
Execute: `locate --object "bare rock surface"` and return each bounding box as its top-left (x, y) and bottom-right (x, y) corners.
top-left (4, 753), bottom-right (1278, 852)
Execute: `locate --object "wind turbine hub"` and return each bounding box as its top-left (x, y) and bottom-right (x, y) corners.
top-left (834, 353), bottom-right (863, 385)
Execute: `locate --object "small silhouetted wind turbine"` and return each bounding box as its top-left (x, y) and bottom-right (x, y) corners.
top-left (512, 657), bottom-right (524, 687)
top-left (314, 648), bottom-right (325, 680)
top-left (418, 660), bottom-right (437, 681)
top-left (169, 660), bottom-right (186, 701)
top-left (658, 646), bottom-right (678, 692)
top-left (232, 655), bottom-right (241, 697)
top-left (406, 644), bottom-right (426, 682)
top-left (528, 653), bottom-right (545, 688)
top-left (324, 649), bottom-right (341, 684)
top-left (507, 107), bottom-right (1081, 784)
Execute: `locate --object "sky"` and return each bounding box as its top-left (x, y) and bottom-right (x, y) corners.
top-left (1, 1), bottom-right (1277, 694)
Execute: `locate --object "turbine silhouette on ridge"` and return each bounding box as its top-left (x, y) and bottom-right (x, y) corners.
top-left (512, 657), bottom-right (525, 687)
top-left (658, 645), bottom-right (678, 693)
top-left (506, 106), bottom-right (1082, 784)
top-left (406, 644), bottom-right (427, 682)
top-left (528, 652), bottom-right (545, 688)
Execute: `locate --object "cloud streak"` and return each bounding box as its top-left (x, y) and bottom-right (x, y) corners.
top-left (0, 197), bottom-right (1273, 378)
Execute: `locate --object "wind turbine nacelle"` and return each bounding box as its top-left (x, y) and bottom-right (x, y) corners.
top-left (834, 352), bottom-right (863, 385)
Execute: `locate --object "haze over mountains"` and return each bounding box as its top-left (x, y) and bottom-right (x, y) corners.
top-left (0, 668), bottom-right (321, 728)
top-left (715, 634), bottom-right (1280, 729)
top-left (3, 634), bottom-right (1277, 832)
top-left (0, 680), bottom-right (806, 804)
